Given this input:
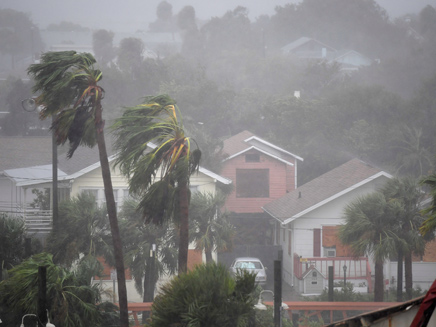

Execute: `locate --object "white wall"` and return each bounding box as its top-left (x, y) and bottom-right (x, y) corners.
top-left (281, 175), bottom-right (389, 288)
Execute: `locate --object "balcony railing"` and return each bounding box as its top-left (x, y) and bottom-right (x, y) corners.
top-left (0, 203), bottom-right (53, 235)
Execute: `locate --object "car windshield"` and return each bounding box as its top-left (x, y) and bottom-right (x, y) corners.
top-left (234, 261), bottom-right (262, 269)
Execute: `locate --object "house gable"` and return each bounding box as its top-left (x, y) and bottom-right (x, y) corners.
top-left (221, 131), bottom-right (303, 214)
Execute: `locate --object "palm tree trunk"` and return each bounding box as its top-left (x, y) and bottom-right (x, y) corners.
top-left (405, 251), bottom-right (413, 300)
top-left (178, 182), bottom-right (189, 274)
top-left (205, 247), bottom-right (213, 263)
top-left (142, 258), bottom-right (155, 324)
top-left (374, 259), bottom-right (384, 302)
top-left (396, 249), bottom-right (403, 302)
top-left (95, 113), bottom-right (129, 327)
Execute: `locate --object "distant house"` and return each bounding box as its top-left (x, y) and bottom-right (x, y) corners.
top-left (328, 49), bottom-right (372, 72)
top-left (263, 159), bottom-right (392, 293)
top-left (220, 130), bottom-right (303, 245)
top-left (281, 37), bottom-right (372, 72)
top-left (281, 37), bottom-right (337, 59)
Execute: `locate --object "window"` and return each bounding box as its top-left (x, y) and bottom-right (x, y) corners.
top-left (245, 153), bottom-right (260, 162)
top-left (313, 228), bottom-right (321, 257)
top-left (236, 169), bottom-right (269, 198)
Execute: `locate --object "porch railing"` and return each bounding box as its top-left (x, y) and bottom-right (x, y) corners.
top-left (0, 204), bottom-right (53, 234)
top-left (294, 254), bottom-right (372, 291)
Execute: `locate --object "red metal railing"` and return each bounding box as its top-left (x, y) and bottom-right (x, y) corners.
top-left (126, 301), bottom-right (398, 327)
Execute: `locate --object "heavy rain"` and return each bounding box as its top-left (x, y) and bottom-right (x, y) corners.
top-left (1, 0), bottom-right (436, 326)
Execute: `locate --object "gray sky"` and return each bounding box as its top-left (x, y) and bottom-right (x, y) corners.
top-left (1, 0), bottom-right (435, 32)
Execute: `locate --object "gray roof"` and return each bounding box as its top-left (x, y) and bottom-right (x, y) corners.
top-left (262, 159), bottom-right (391, 223)
top-left (0, 136), bottom-right (53, 171)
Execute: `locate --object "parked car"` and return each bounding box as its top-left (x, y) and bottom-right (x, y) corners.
top-left (230, 257), bottom-right (267, 285)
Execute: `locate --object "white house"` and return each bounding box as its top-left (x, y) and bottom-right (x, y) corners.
top-left (262, 158), bottom-right (392, 294)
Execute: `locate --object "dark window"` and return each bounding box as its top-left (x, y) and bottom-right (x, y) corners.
top-left (236, 169), bottom-right (269, 198)
top-left (313, 228), bottom-right (321, 257)
top-left (245, 153), bottom-right (260, 162)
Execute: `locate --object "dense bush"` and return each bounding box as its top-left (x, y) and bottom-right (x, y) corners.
top-left (149, 262), bottom-right (257, 327)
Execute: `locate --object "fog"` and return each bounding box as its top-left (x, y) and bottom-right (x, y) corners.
top-left (1, 0), bottom-right (435, 31)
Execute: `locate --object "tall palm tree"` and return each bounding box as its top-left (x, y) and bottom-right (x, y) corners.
top-left (27, 51), bottom-right (128, 327)
top-left (189, 191), bottom-right (235, 263)
top-left (112, 94), bottom-right (201, 274)
top-left (381, 177), bottom-right (426, 300)
top-left (339, 192), bottom-right (400, 302)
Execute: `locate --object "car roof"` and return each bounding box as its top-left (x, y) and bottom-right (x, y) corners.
top-left (233, 257), bottom-right (262, 262)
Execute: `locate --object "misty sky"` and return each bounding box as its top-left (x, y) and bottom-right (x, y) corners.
top-left (1, 0), bottom-right (435, 32)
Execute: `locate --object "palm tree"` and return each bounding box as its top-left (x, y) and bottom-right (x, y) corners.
top-left (189, 191), bottom-right (235, 263)
top-left (118, 198), bottom-right (177, 323)
top-left (45, 192), bottom-right (113, 268)
top-left (381, 177), bottom-right (426, 300)
top-left (112, 94), bottom-right (201, 274)
top-left (27, 51), bottom-right (128, 327)
top-left (119, 199), bottom-right (178, 299)
top-left (339, 192), bottom-right (400, 302)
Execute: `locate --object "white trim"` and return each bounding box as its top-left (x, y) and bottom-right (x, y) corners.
top-left (223, 146), bottom-right (295, 166)
top-left (282, 171), bottom-right (392, 225)
top-left (244, 136), bottom-right (304, 161)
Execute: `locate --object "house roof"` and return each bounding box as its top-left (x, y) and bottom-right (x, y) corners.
top-left (281, 37), bottom-right (337, 53)
top-left (262, 159), bottom-right (391, 224)
top-left (1, 136), bottom-right (231, 186)
top-left (222, 130), bottom-right (303, 163)
top-left (0, 136), bottom-right (53, 171)
top-left (3, 165), bottom-right (67, 187)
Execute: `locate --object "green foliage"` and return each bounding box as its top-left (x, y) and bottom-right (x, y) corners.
top-left (189, 191), bottom-right (235, 262)
top-left (30, 188), bottom-right (51, 210)
top-left (118, 198), bottom-right (178, 300)
top-left (0, 213), bottom-right (26, 272)
top-left (112, 94), bottom-right (201, 225)
top-left (149, 262), bottom-right (257, 327)
top-left (420, 172), bottom-right (436, 235)
top-left (0, 253), bottom-right (119, 327)
top-left (45, 192), bottom-right (113, 267)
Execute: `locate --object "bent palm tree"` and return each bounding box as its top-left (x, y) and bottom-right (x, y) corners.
top-left (339, 192), bottom-right (400, 302)
top-left (27, 51), bottom-right (128, 327)
top-left (112, 94), bottom-right (201, 274)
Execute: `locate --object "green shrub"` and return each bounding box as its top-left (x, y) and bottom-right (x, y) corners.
top-left (149, 262), bottom-right (257, 327)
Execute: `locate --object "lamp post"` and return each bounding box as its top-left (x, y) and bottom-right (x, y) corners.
top-left (343, 264), bottom-right (347, 287)
top-left (21, 99), bottom-right (58, 231)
